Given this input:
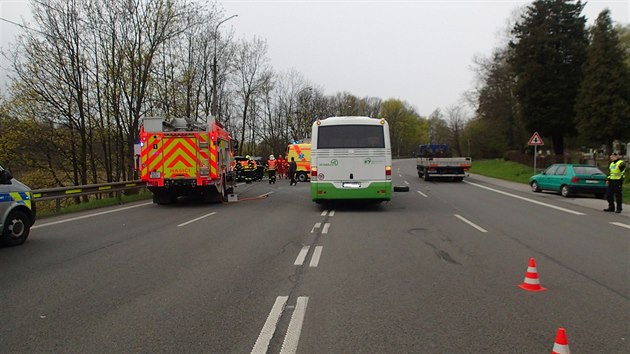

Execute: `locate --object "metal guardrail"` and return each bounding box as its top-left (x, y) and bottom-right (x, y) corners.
top-left (31, 180), bottom-right (146, 201)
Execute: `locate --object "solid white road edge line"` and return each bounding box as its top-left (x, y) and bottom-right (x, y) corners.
top-left (465, 181), bottom-right (585, 215)
top-left (609, 222), bottom-right (630, 230)
top-left (294, 246), bottom-right (310, 265)
top-left (311, 223), bottom-right (321, 233)
top-left (322, 223), bottom-right (331, 234)
top-left (177, 212), bottom-right (217, 227)
top-left (417, 190), bottom-right (428, 197)
top-left (454, 214), bottom-right (488, 233)
top-left (309, 246), bottom-right (323, 267)
top-left (280, 297), bottom-right (309, 354)
top-left (32, 202), bottom-right (153, 229)
top-left (251, 296), bottom-right (289, 354)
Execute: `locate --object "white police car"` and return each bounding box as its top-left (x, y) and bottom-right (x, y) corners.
top-left (0, 165), bottom-right (36, 246)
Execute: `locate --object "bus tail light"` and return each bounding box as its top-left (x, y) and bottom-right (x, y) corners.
top-left (311, 166), bottom-right (317, 177)
top-left (385, 166), bottom-right (391, 180)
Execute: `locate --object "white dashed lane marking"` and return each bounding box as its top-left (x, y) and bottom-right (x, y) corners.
top-left (280, 297), bottom-right (309, 354)
top-left (309, 246), bottom-right (323, 267)
top-left (294, 246), bottom-right (310, 265)
top-left (177, 212), bottom-right (217, 227)
top-left (322, 223), bottom-right (331, 234)
top-left (251, 296), bottom-right (288, 354)
top-left (311, 223), bottom-right (321, 233)
top-left (417, 190), bottom-right (428, 197)
top-left (454, 214), bottom-right (488, 233)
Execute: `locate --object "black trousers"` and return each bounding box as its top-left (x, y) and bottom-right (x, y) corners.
top-left (606, 179), bottom-right (623, 211)
top-left (289, 172), bottom-right (296, 185)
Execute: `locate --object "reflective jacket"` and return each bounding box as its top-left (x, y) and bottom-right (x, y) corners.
top-left (608, 160), bottom-right (626, 180)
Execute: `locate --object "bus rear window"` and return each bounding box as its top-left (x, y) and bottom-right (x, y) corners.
top-left (317, 125), bottom-right (384, 148)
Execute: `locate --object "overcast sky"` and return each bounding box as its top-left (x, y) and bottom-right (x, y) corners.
top-left (2, 0), bottom-right (629, 116)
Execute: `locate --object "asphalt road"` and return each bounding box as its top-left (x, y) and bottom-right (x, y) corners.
top-left (1, 158), bottom-right (628, 353)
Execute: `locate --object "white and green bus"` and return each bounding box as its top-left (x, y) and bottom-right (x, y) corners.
top-left (310, 116), bottom-right (392, 203)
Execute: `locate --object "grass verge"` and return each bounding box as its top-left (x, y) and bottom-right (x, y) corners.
top-left (470, 159), bottom-right (629, 202)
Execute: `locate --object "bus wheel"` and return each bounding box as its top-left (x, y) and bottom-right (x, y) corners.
top-left (297, 172), bottom-right (308, 182)
top-left (1, 210), bottom-right (30, 247)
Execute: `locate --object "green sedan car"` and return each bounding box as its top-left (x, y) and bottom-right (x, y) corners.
top-left (529, 164), bottom-right (608, 198)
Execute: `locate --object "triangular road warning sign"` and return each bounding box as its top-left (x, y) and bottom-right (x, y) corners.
top-left (528, 132), bottom-right (544, 146)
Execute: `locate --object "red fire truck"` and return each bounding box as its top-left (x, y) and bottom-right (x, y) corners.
top-left (137, 117), bottom-right (236, 204)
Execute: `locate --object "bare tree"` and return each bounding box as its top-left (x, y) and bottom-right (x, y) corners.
top-left (445, 104), bottom-right (469, 156)
top-left (10, 0), bottom-right (94, 187)
top-left (232, 37), bottom-right (271, 154)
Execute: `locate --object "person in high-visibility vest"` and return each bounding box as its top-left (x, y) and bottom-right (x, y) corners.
top-left (604, 152), bottom-right (626, 213)
top-left (267, 155), bottom-right (277, 184)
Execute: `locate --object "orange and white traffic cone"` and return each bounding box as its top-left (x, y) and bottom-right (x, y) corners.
top-left (551, 327), bottom-right (570, 354)
top-left (518, 257), bottom-right (547, 292)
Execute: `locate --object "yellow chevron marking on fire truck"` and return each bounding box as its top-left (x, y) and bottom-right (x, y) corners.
top-left (210, 139), bottom-right (218, 178)
top-left (164, 137), bottom-right (196, 178)
top-left (142, 135), bottom-right (163, 179)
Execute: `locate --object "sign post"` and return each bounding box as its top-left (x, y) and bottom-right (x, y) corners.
top-left (528, 132), bottom-right (544, 172)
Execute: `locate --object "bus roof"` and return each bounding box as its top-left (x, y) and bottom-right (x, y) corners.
top-left (315, 116), bottom-right (387, 126)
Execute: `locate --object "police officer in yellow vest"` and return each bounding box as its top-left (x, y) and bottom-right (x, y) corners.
top-left (604, 152), bottom-right (626, 213)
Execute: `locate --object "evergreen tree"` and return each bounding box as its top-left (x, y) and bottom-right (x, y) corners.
top-left (510, 0), bottom-right (588, 156)
top-left (575, 10), bottom-right (630, 147)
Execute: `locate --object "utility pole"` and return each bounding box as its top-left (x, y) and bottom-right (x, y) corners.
top-left (211, 15), bottom-right (238, 121)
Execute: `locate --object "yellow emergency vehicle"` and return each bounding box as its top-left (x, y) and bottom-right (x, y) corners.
top-left (286, 143), bottom-right (311, 182)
